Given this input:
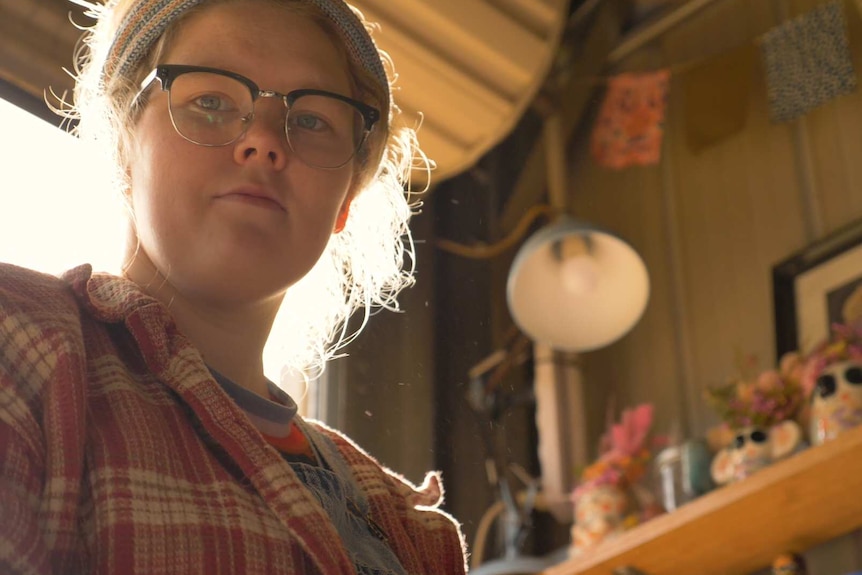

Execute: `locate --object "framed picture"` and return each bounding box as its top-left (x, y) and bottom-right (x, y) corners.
top-left (773, 218), bottom-right (862, 357)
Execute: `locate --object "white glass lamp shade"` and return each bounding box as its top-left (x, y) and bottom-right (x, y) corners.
top-left (506, 217), bottom-right (650, 352)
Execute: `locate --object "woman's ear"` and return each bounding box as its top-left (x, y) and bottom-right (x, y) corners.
top-left (334, 196), bottom-right (352, 234)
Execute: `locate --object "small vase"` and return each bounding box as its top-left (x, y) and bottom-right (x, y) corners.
top-left (570, 484), bottom-right (628, 553)
top-left (654, 440), bottom-right (713, 511)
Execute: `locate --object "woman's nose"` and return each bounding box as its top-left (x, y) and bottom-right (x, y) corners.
top-left (233, 101), bottom-right (290, 169)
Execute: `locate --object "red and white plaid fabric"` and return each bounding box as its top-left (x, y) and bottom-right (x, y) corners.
top-left (0, 263), bottom-right (466, 575)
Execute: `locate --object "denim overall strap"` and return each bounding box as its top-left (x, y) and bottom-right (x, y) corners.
top-left (293, 418), bottom-right (406, 575)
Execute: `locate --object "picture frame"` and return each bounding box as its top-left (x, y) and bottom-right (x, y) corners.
top-left (773, 218), bottom-right (862, 358)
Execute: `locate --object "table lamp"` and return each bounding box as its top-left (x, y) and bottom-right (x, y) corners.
top-left (506, 216), bottom-right (650, 352)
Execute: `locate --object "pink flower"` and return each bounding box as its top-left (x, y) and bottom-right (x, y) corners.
top-left (571, 467), bottom-right (623, 502)
top-left (756, 370), bottom-right (782, 392)
top-left (736, 382), bottom-right (755, 404)
top-left (573, 403), bottom-right (659, 500)
top-left (779, 352), bottom-right (803, 379)
top-left (706, 355), bottom-right (807, 428)
top-left (608, 404), bottom-right (653, 460)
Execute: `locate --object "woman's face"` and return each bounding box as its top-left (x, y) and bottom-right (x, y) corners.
top-left (125, 0), bottom-right (355, 308)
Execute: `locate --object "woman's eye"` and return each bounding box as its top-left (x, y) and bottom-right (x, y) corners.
top-left (192, 94), bottom-right (234, 112)
top-left (291, 113), bottom-right (328, 132)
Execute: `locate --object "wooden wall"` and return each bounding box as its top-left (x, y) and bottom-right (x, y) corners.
top-left (567, 0), bottom-right (862, 571)
top-left (568, 0), bottom-right (862, 444)
top-left (338, 0), bottom-right (862, 568)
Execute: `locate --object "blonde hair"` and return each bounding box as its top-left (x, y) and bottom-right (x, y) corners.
top-left (66, 0), bottom-right (425, 383)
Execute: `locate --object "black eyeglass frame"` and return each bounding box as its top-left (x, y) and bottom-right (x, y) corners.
top-left (133, 64), bottom-right (381, 167)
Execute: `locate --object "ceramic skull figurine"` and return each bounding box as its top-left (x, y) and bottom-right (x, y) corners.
top-left (710, 420), bottom-right (802, 485)
top-left (809, 359), bottom-right (862, 445)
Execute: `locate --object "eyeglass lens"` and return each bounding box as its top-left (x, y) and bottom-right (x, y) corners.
top-left (167, 71), bottom-right (364, 168)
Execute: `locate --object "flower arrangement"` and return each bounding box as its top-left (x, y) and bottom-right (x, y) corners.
top-left (705, 323), bottom-right (862, 447)
top-left (705, 351), bottom-right (806, 430)
top-left (571, 403), bottom-right (663, 501)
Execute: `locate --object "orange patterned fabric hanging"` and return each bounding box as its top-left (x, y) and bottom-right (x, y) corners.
top-left (590, 70), bottom-right (671, 169)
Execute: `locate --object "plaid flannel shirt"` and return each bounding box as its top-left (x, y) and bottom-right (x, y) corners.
top-left (0, 263), bottom-right (466, 575)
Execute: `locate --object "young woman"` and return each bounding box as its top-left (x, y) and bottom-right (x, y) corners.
top-left (0, 0), bottom-right (466, 573)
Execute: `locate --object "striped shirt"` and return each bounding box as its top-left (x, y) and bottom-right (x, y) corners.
top-left (0, 263), bottom-right (467, 575)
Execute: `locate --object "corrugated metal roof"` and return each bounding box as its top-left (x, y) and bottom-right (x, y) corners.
top-left (350, 0), bottom-right (569, 182)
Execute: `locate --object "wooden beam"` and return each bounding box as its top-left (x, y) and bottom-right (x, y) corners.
top-left (608, 0), bottom-right (724, 64)
top-left (499, 0), bottom-right (627, 232)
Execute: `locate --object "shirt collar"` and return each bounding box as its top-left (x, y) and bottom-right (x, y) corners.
top-left (62, 264), bottom-right (167, 323)
top-left (209, 367), bottom-right (298, 438)
top-left (62, 264), bottom-right (300, 437)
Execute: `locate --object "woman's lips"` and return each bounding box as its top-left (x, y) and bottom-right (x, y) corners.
top-left (218, 187), bottom-right (285, 212)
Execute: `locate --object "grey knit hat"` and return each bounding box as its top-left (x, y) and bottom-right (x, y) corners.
top-left (104, 0), bottom-right (389, 101)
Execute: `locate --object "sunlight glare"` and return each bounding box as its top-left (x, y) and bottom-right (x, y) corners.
top-left (0, 98), bottom-right (322, 413)
top-left (0, 98), bottom-right (125, 276)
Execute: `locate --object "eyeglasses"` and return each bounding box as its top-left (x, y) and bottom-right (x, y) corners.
top-left (133, 64), bottom-right (381, 169)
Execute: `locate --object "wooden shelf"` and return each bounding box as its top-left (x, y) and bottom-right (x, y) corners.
top-left (542, 425), bottom-right (862, 575)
